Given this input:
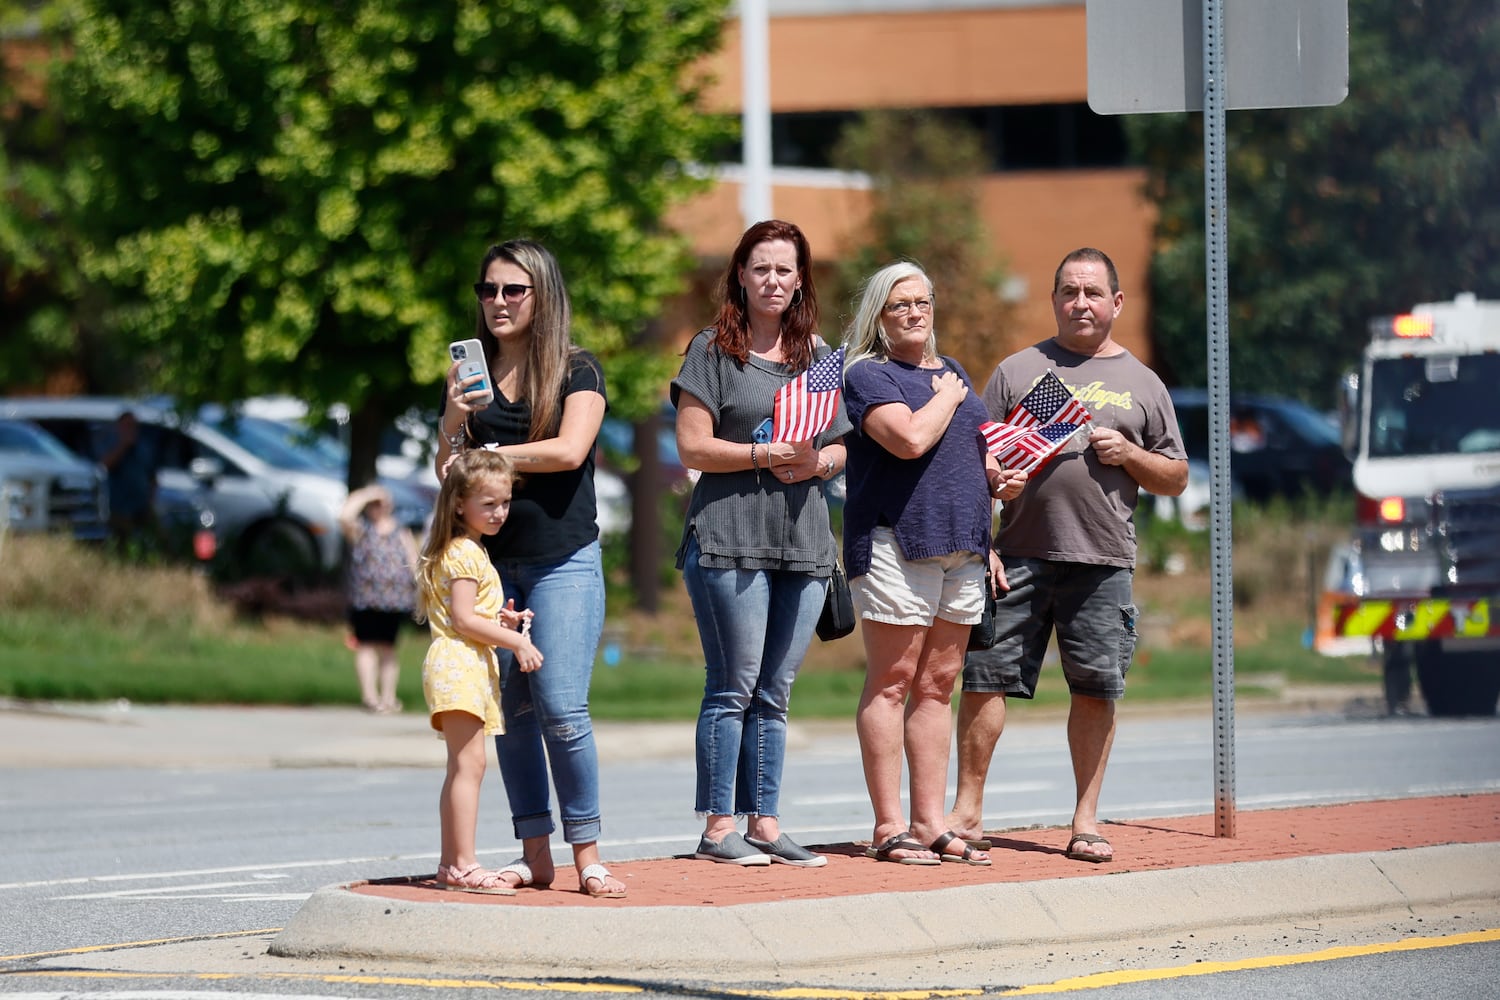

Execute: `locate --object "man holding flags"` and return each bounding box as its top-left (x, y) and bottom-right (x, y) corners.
top-left (949, 247), bottom-right (1188, 865)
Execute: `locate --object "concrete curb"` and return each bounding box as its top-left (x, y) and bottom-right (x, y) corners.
top-left (268, 842), bottom-right (1500, 976)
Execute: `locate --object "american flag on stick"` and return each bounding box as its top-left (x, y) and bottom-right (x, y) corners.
top-left (979, 369), bottom-right (1093, 473)
top-left (772, 346), bottom-right (845, 443)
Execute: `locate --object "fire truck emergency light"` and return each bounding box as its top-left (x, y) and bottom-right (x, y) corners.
top-left (1390, 314), bottom-right (1434, 338)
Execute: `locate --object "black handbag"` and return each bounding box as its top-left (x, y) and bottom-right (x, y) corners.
top-left (967, 571), bottom-right (1001, 651)
top-left (816, 561), bottom-right (856, 641)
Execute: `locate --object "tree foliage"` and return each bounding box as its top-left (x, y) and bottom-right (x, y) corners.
top-left (19, 0), bottom-right (731, 481)
top-left (830, 109), bottom-right (1014, 381)
top-left (0, 0), bottom-right (102, 392)
top-left (1127, 0), bottom-right (1500, 404)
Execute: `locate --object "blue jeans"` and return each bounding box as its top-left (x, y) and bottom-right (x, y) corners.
top-left (682, 535), bottom-right (826, 817)
top-left (491, 540), bottom-right (605, 844)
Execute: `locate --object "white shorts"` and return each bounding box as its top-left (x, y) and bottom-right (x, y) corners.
top-left (851, 527), bottom-right (986, 627)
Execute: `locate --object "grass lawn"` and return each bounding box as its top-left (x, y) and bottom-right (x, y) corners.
top-left (0, 501), bottom-right (1378, 718)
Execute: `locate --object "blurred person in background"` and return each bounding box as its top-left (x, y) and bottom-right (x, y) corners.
top-left (338, 484), bottom-right (418, 714)
top-left (100, 410), bottom-right (160, 554)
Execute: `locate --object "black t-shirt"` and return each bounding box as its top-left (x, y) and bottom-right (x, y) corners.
top-left (442, 349), bottom-right (607, 564)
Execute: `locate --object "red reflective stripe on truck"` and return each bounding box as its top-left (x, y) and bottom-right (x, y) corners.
top-left (1330, 598), bottom-right (1498, 639)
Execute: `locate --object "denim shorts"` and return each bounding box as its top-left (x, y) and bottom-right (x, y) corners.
top-left (961, 556), bottom-right (1137, 701)
top-left (851, 527), bottom-right (986, 627)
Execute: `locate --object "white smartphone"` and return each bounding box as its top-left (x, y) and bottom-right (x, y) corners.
top-left (448, 339), bottom-right (494, 406)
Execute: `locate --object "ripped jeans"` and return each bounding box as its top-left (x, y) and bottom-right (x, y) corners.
top-left (491, 540), bottom-right (605, 844)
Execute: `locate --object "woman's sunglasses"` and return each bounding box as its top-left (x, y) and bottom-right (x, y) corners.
top-left (473, 282), bottom-right (534, 304)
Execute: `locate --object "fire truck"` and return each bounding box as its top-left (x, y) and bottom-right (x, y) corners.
top-left (1315, 293), bottom-right (1500, 716)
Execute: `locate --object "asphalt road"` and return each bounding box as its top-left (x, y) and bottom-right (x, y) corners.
top-left (2, 695), bottom-right (1499, 997)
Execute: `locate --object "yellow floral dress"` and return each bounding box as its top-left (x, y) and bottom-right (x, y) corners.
top-left (421, 537), bottom-right (505, 735)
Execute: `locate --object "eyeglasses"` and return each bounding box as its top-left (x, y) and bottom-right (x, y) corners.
top-left (883, 297), bottom-right (933, 316)
top-left (473, 282), bottom-right (534, 304)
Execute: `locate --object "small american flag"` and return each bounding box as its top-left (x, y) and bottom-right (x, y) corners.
top-left (772, 346), bottom-right (845, 443)
top-left (979, 370), bottom-right (1093, 473)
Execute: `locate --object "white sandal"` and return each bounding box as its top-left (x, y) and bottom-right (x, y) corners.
top-left (578, 862), bottom-right (627, 898)
top-left (497, 858), bottom-right (552, 889)
top-left (435, 863), bottom-right (517, 895)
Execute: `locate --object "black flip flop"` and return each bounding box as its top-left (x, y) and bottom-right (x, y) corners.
top-left (931, 830), bottom-right (992, 866)
top-left (864, 830), bottom-right (941, 865)
top-left (1065, 832), bottom-right (1114, 863)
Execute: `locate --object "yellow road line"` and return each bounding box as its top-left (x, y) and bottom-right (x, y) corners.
top-left (1002, 928), bottom-right (1500, 994)
top-left (0, 970), bottom-right (979, 999)
top-left (20, 929), bottom-right (1492, 998)
top-left (735, 990), bottom-right (980, 999)
top-left (2, 940), bottom-right (980, 1000)
top-left (294, 975), bottom-right (641, 992)
top-left (0, 928), bottom-right (281, 962)
top-left (0, 971), bottom-right (633, 992)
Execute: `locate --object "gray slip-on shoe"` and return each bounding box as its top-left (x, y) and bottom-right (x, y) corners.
top-left (694, 831), bottom-right (773, 866)
top-left (745, 833), bottom-right (829, 867)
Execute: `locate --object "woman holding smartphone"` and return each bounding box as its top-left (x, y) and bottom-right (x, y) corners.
top-left (435, 239), bottom-right (624, 898)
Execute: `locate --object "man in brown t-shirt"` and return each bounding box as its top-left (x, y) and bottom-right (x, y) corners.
top-left (947, 248), bottom-right (1188, 864)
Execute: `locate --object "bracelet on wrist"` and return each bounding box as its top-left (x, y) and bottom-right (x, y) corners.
top-left (443, 424), bottom-right (467, 450)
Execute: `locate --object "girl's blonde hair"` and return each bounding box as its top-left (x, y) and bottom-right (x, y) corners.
top-left (842, 261), bottom-right (938, 370)
top-left (414, 449), bottom-right (516, 622)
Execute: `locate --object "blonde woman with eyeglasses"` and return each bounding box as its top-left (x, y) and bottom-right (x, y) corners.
top-left (435, 239), bottom-right (625, 898)
top-left (841, 261), bottom-right (1024, 866)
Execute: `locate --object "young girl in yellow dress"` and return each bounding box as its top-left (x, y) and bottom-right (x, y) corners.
top-left (415, 449), bottom-right (543, 893)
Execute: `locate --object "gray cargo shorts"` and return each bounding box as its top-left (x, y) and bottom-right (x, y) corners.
top-left (961, 556), bottom-right (1137, 701)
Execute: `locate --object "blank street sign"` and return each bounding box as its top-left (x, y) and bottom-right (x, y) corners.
top-left (1087, 0), bottom-right (1348, 115)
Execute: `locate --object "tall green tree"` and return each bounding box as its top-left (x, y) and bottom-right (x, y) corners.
top-left (0, 0), bottom-right (104, 392)
top-left (830, 109), bottom-right (1014, 380)
top-left (33, 0), bottom-right (730, 481)
top-left (1128, 0), bottom-right (1500, 404)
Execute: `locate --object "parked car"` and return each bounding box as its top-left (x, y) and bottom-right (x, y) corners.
top-left (1167, 388), bottom-right (1351, 504)
top-left (237, 395), bottom-right (440, 489)
top-left (1, 397), bottom-right (348, 583)
top-left (154, 480), bottom-right (219, 566)
top-left (196, 404), bottom-right (435, 534)
top-left (0, 418), bottom-right (108, 542)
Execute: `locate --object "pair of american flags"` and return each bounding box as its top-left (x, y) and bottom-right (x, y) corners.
top-left (771, 349), bottom-right (1091, 477)
top-left (980, 369), bottom-right (1093, 473)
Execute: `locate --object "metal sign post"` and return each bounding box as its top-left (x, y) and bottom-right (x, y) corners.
top-left (1086, 0), bottom-right (1348, 837)
top-left (1200, 0), bottom-right (1235, 839)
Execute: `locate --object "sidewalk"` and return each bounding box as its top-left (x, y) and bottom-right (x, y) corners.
top-left (7, 698), bottom-right (1500, 981)
top-left (272, 794), bottom-right (1500, 977)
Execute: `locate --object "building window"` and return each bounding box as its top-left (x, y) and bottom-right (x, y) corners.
top-left (719, 103), bottom-right (1130, 173)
